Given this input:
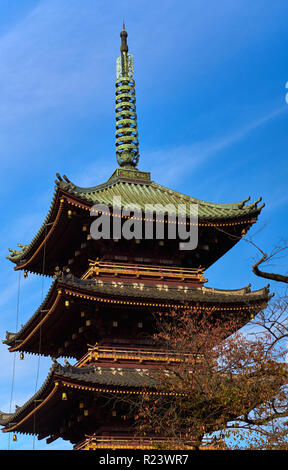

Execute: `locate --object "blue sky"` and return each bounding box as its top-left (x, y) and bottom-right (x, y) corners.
top-left (0, 0), bottom-right (287, 450)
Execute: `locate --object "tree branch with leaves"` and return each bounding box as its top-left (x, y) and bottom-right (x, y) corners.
top-left (133, 302), bottom-right (288, 450)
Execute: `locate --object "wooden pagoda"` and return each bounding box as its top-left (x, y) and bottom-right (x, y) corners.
top-left (0, 26), bottom-right (271, 450)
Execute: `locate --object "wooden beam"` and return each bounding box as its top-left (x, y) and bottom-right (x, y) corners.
top-left (46, 434), bottom-right (60, 444)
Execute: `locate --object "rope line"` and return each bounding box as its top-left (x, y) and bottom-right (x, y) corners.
top-left (32, 224), bottom-right (47, 450)
top-left (8, 270), bottom-right (21, 449)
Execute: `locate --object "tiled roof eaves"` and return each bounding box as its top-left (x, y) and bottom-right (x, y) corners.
top-left (3, 277), bottom-right (271, 347)
top-left (65, 176), bottom-right (265, 220)
top-left (0, 361), bottom-right (58, 426)
top-left (6, 174), bottom-right (265, 265)
top-left (0, 363), bottom-right (158, 427)
top-left (3, 280), bottom-right (57, 346)
top-left (62, 277), bottom-right (271, 304)
top-left (58, 363), bottom-right (158, 388)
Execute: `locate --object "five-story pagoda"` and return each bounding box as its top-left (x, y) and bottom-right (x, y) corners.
top-left (0, 26), bottom-right (270, 450)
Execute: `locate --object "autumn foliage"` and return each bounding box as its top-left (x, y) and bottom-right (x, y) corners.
top-left (134, 301), bottom-right (288, 449)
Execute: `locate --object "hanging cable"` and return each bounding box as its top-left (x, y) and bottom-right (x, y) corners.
top-left (33, 224), bottom-right (47, 450)
top-left (8, 270), bottom-right (21, 449)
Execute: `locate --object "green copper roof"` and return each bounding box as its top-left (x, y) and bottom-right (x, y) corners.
top-left (58, 168), bottom-right (264, 219)
top-left (6, 168), bottom-right (265, 263)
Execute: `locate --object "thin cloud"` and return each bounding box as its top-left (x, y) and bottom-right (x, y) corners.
top-left (143, 106), bottom-right (287, 187)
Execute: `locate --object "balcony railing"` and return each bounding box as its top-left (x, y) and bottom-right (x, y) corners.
top-left (76, 344), bottom-right (201, 368)
top-left (74, 435), bottom-right (222, 450)
top-left (82, 260), bottom-right (206, 284)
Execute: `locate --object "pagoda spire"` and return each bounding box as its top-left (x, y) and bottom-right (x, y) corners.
top-left (115, 24), bottom-right (139, 168)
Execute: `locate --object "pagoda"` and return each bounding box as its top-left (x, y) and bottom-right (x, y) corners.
top-left (0, 25), bottom-right (271, 450)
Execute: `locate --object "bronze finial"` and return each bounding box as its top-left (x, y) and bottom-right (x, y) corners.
top-left (120, 22), bottom-right (128, 53)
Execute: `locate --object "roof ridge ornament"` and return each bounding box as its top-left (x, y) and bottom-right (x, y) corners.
top-left (115, 25), bottom-right (139, 169)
